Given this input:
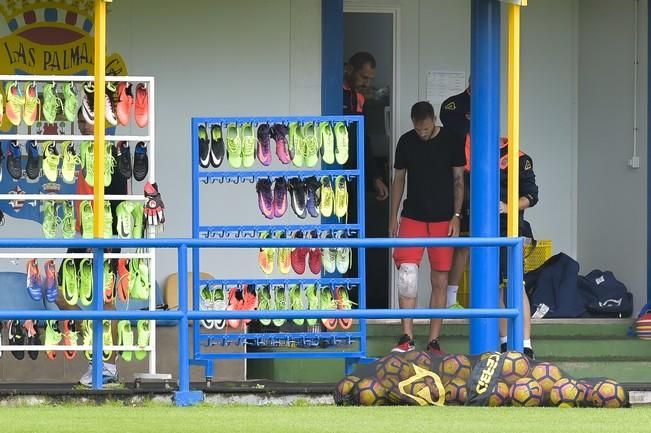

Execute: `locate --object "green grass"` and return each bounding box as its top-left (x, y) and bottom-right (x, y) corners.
top-left (1, 406), bottom-right (651, 433)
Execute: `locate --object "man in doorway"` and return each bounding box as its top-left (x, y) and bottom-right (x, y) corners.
top-left (389, 101), bottom-right (465, 354)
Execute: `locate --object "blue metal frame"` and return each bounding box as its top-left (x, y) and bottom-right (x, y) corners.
top-left (321, 0), bottom-right (344, 115)
top-left (191, 115), bottom-right (369, 378)
top-left (648, 0), bottom-right (650, 306)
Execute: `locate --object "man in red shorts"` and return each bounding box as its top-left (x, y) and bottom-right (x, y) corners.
top-left (389, 101), bottom-right (465, 354)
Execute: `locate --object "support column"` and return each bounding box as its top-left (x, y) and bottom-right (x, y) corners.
top-left (93, 0), bottom-right (107, 236)
top-left (321, 0), bottom-right (344, 115)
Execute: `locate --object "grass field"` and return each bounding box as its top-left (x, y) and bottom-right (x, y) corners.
top-left (2, 405), bottom-right (651, 433)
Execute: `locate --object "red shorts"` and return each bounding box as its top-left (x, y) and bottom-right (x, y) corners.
top-left (393, 217), bottom-right (453, 272)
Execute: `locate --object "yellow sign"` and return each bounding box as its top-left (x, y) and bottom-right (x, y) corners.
top-left (397, 364), bottom-right (446, 406)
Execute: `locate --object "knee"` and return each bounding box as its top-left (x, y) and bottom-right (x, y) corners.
top-left (397, 263), bottom-right (419, 298)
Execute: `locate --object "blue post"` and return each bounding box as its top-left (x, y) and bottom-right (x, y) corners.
top-left (321, 0), bottom-right (344, 115)
top-left (357, 116), bottom-right (367, 364)
top-left (469, 0), bottom-right (501, 354)
top-left (506, 242), bottom-right (524, 352)
top-left (191, 118), bottom-right (203, 378)
top-left (91, 248), bottom-right (104, 389)
top-left (647, 1), bottom-right (651, 306)
top-left (175, 245), bottom-right (204, 406)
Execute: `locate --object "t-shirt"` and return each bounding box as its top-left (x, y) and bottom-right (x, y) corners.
top-left (440, 90), bottom-right (470, 139)
top-left (394, 128), bottom-right (466, 222)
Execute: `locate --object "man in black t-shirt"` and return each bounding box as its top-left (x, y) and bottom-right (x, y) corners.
top-left (389, 101), bottom-right (465, 355)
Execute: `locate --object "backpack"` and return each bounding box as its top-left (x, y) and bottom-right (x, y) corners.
top-left (578, 270), bottom-right (633, 318)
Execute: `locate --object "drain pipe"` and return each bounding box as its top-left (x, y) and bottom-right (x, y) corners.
top-left (630, 0), bottom-right (641, 169)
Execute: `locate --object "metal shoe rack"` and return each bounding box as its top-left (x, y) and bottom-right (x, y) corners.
top-left (0, 74), bottom-right (169, 384)
top-left (190, 115), bottom-right (368, 381)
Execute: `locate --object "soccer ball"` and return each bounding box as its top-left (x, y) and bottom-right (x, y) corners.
top-left (354, 377), bottom-right (389, 406)
top-left (591, 379), bottom-right (628, 408)
top-left (440, 354), bottom-right (472, 382)
top-left (444, 377), bottom-right (468, 405)
top-left (576, 380), bottom-right (594, 407)
top-left (399, 375), bottom-right (442, 406)
top-left (510, 378), bottom-right (543, 407)
top-left (501, 351), bottom-right (532, 385)
top-left (334, 375), bottom-right (360, 406)
top-left (549, 378), bottom-right (582, 408)
top-left (488, 381), bottom-right (511, 407)
top-left (402, 350), bottom-right (433, 370)
top-left (530, 362), bottom-right (563, 403)
top-left (375, 353), bottom-right (416, 382)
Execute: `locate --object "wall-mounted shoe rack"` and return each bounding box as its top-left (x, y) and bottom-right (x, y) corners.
top-left (191, 115), bottom-right (368, 381)
top-left (0, 75), bottom-right (170, 384)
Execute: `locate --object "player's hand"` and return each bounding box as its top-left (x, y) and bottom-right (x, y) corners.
top-left (499, 201), bottom-right (507, 214)
top-left (374, 178), bottom-right (389, 201)
top-left (389, 218), bottom-right (399, 238)
top-left (448, 217), bottom-right (460, 237)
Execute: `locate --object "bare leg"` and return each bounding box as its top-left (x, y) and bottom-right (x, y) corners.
top-left (448, 247), bottom-right (469, 287)
top-left (399, 296), bottom-right (417, 339)
top-left (499, 286), bottom-right (531, 341)
top-left (429, 270), bottom-right (448, 342)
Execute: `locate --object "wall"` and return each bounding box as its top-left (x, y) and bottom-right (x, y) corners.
top-left (578, 0), bottom-right (648, 312)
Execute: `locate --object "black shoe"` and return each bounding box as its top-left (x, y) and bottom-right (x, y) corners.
top-left (7, 141), bottom-right (23, 180)
top-left (25, 320), bottom-right (40, 361)
top-left (0, 142), bottom-right (4, 181)
top-left (133, 141), bottom-right (148, 181)
top-left (524, 347), bottom-right (535, 360)
top-left (8, 320), bottom-right (25, 360)
top-left (427, 338), bottom-right (444, 356)
top-left (116, 141), bottom-right (132, 179)
top-left (500, 342), bottom-right (507, 353)
top-left (81, 82), bottom-right (95, 125)
top-left (210, 124), bottom-right (225, 168)
top-left (391, 334), bottom-right (415, 353)
top-left (304, 176), bottom-right (321, 218)
top-left (288, 177), bottom-right (307, 219)
top-left (198, 124), bottom-right (210, 168)
top-left (25, 141), bottom-right (40, 180)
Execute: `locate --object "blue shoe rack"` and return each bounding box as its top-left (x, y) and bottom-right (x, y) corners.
top-left (190, 116), bottom-right (370, 381)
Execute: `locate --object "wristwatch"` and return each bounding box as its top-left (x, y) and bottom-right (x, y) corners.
top-left (453, 213), bottom-right (462, 219)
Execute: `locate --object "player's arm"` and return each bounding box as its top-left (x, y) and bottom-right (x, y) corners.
top-left (519, 155), bottom-right (538, 209)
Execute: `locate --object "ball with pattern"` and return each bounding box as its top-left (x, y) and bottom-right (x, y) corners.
top-left (400, 375), bottom-right (442, 406)
top-left (355, 377), bottom-right (389, 406)
top-left (444, 377), bottom-right (467, 405)
top-left (530, 362), bottom-right (563, 402)
top-left (576, 380), bottom-right (594, 407)
top-left (591, 380), bottom-right (628, 408)
top-left (334, 375), bottom-right (360, 406)
top-left (375, 354), bottom-right (416, 382)
top-left (441, 354), bottom-right (471, 382)
top-left (550, 378), bottom-right (582, 408)
top-left (501, 351), bottom-right (532, 385)
top-left (510, 378), bottom-right (543, 407)
top-left (488, 381), bottom-right (511, 407)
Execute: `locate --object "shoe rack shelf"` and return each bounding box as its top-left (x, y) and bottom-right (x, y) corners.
top-left (191, 115), bottom-right (369, 379)
top-left (0, 75), bottom-right (166, 381)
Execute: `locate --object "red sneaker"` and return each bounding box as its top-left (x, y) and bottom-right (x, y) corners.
top-left (391, 334), bottom-right (415, 353)
top-left (335, 285), bottom-right (355, 330)
top-left (241, 285), bottom-right (258, 326)
top-left (290, 231), bottom-right (308, 275)
top-left (227, 287), bottom-right (244, 329)
top-left (116, 258), bottom-right (130, 302)
top-left (116, 82), bottom-right (134, 126)
top-left (62, 320), bottom-right (77, 360)
top-left (308, 248), bottom-right (321, 275)
top-left (134, 83), bottom-right (148, 128)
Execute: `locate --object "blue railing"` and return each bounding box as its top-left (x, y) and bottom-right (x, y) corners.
top-left (0, 236), bottom-right (523, 406)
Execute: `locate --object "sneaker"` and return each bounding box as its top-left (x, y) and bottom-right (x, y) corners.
top-left (257, 285), bottom-right (273, 327)
top-left (335, 232), bottom-right (351, 274)
top-left (305, 284), bottom-right (319, 326)
top-left (134, 83), bottom-right (149, 128)
top-left (275, 232), bottom-right (291, 275)
top-left (133, 259), bottom-right (150, 300)
top-left (116, 141), bottom-right (132, 179)
top-left (81, 82), bottom-right (95, 125)
top-left (211, 285), bottom-right (227, 330)
top-left (321, 233), bottom-right (337, 274)
top-left (115, 201), bottom-right (134, 239)
top-left (7, 141), bottom-right (23, 180)
top-left (105, 82), bottom-right (118, 126)
top-left (304, 176), bottom-right (321, 218)
top-left (103, 201), bottom-right (113, 238)
top-left (302, 122), bottom-right (320, 168)
top-left (5, 82), bottom-right (25, 126)
top-left (392, 334), bottom-right (415, 353)
top-left (43, 259), bottom-right (58, 303)
top-left (82, 320), bottom-right (93, 360)
top-left (210, 124), bottom-right (225, 168)
top-left (41, 201), bottom-right (58, 239)
top-left (25, 140), bottom-right (40, 180)
top-left (116, 82), bottom-right (134, 126)
top-left (307, 230), bottom-right (322, 275)
top-left (127, 258), bottom-right (141, 300)
top-left (272, 177), bottom-right (288, 218)
top-left (288, 122), bottom-right (301, 167)
top-left (61, 200), bottom-right (75, 239)
top-left (102, 320), bottom-right (113, 361)
top-left (524, 347), bottom-right (535, 360)
top-left (0, 143), bottom-right (4, 181)
top-left (335, 285), bottom-right (356, 329)
top-left (0, 89), bottom-right (3, 124)
top-left (23, 320), bottom-right (40, 360)
top-left (290, 231), bottom-right (308, 275)
top-left (320, 121), bottom-right (335, 164)
top-left (80, 200), bottom-right (94, 239)
top-left (427, 339), bottom-right (444, 356)
top-left (62, 83), bottom-right (78, 122)
top-left (448, 303), bottom-right (464, 309)
top-left (42, 83), bottom-right (62, 123)
top-left (42, 141), bottom-right (60, 182)
top-left (198, 124), bottom-right (210, 169)
top-left (8, 320), bottom-right (25, 360)
top-left (227, 287), bottom-right (244, 330)
top-left (258, 231), bottom-right (274, 274)
top-left (272, 285), bottom-right (287, 327)
top-left (288, 284), bottom-right (305, 326)
top-left (117, 320), bottom-right (134, 362)
top-left (104, 143), bottom-right (116, 186)
top-left (62, 320), bottom-right (78, 360)
top-left (133, 142), bottom-right (148, 182)
top-left (271, 123), bottom-right (291, 164)
top-left (61, 141), bottom-right (80, 183)
top-left (78, 258), bottom-right (93, 306)
top-left (61, 258), bottom-right (79, 305)
top-left (79, 140), bottom-right (94, 185)
top-left (22, 82), bottom-right (40, 126)
top-left (256, 178), bottom-right (274, 219)
top-left (288, 177), bottom-right (307, 219)
top-left (44, 320), bottom-right (62, 360)
top-left (334, 175), bottom-right (348, 219)
top-left (320, 176), bottom-right (334, 217)
top-left (241, 123), bottom-right (256, 168)
top-left (26, 259), bottom-right (42, 301)
top-left (79, 362), bottom-right (118, 386)
top-left (241, 285), bottom-right (258, 326)
top-left (320, 286), bottom-right (338, 330)
top-left (199, 285), bottom-right (214, 329)
top-left (226, 123), bottom-right (242, 168)
top-left (256, 123), bottom-right (272, 166)
top-left (103, 260), bottom-right (115, 303)
top-left (334, 121), bottom-right (350, 165)
top-left (116, 258), bottom-right (130, 302)
top-left (131, 203), bottom-right (144, 239)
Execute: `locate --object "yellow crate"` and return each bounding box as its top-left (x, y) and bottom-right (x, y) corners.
top-left (456, 240), bottom-right (552, 307)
